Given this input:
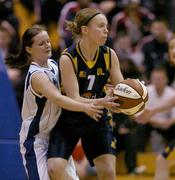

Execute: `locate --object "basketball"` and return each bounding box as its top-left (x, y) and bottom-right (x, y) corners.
top-left (113, 78), bottom-right (148, 115)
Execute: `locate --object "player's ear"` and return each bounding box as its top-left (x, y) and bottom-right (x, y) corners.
top-left (25, 46), bottom-right (32, 55)
top-left (81, 25), bottom-right (88, 34)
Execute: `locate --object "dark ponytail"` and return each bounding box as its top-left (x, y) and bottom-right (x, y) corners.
top-left (6, 25), bottom-right (45, 69)
top-left (6, 49), bottom-right (30, 69)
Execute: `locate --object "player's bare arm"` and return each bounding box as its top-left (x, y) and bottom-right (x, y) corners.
top-left (60, 54), bottom-right (118, 109)
top-left (31, 72), bottom-right (103, 121)
top-left (109, 49), bottom-right (124, 86)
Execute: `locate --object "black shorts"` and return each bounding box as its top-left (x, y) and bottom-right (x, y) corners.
top-left (47, 111), bottom-right (117, 166)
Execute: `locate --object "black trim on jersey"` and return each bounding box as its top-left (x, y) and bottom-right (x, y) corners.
top-left (109, 48), bottom-right (111, 69)
top-left (26, 70), bottom-right (39, 90)
top-left (50, 59), bottom-right (58, 66)
top-left (45, 65), bottom-right (55, 74)
top-left (24, 137), bottom-right (40, 180)
top-left (27, 96), bottom-right (47, 139)
top-left (31, 63), bottom-right (39, 67)
top-left (57, 64), bottom-right (61, 86)
top-left (26, 72), bottom-right (32, 90)
top-left (61, 52), bottom-right (77, 74)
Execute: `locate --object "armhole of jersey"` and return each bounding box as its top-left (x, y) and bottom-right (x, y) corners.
top-left (49, 59), bottom-right (58, 66)
top-left (109, 48), bottom-right (111, 69)
top-left (62, 52), bottom-right (78, 74)
top-left (104, 47), bottom-right (111, 71)
top-left (30, 71), bottom-right (44, 98)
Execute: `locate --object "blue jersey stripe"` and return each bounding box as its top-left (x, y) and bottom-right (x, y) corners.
top-left (26, 72), bottom-right (31, 90)
top-left (24, 137), bottom-right (40, 180)
top-left (27, 96), bottom-right (47, 139)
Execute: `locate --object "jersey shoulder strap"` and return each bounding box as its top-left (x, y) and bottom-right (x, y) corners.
top-left (61, 44), bottom-right (78, 74)
top-left (100, 45), bottom-right (111, 71)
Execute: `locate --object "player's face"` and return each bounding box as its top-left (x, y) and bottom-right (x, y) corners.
top-left (26, 31), bottom-right (51, 64)
top-left (87, 14), bottom-right (108, 46)
top-left (169, 37), bottom-right (175, 65)
top-left (151, 71), bottom-right (168, 90)
top-left (151, 22), bottom-right (167, 41)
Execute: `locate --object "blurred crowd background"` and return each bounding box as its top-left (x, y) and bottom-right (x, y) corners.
top-left (1, 0), bottom-right (175, 179)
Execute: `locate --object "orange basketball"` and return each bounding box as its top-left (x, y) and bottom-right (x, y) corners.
top-left (113, 78), bottom-right (148, 115)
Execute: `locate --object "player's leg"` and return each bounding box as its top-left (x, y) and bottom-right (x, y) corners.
top-left (48, 156), bottom-right (78, 180)
top-left (64, 156), bottom-right (79, 179)
top-left (20, 136), bottom-right (50, 180)
top-left (154, 139), bottom-right (175, 180)
top-left (94, 154), bottom-right (116, 180)
top-left (47, 156), bottom-right (67, 180)
top-left (82, 121), bottom-right (117, 180)
top-left (154, 154), bottom-right (169, 180)
top-left (47, 128), bottom-right (79, 180)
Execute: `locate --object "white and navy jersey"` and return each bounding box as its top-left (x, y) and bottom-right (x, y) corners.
top-left (21, 59), bottom-right (61, 139)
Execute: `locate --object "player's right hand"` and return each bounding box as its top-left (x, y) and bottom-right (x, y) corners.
top-left (84, 104), bottom-right (104, 121)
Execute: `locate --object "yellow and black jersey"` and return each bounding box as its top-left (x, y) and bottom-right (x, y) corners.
top-left (61, 42), bottom-right (111, 99)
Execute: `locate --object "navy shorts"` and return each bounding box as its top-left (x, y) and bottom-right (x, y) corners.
top-left (47, 111), bottom-right (117, 166)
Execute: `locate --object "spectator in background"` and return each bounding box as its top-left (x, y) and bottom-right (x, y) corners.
top-left (0, 25), bottom-right (25, 110)
top-left (113, 113), bottom-right (146, 175)
top-left (0, 0), bottom-right (19, 32)
top-left (136, 35), bottom-right (175, 180)
top-left (154, 139), bottom-right (175, 180)
top-left (140, 0), bottom-right (170, 20)
top-left (113, 32), bottom-right (144, 74)
top-left (141, 18), bottom-right (172, 80)
top-left (0, 0), bottom-right (20, 54)
top-left (0, 26), bottom-right (12, 60)
top-left (140, 0), bottom-right (175, 32)
top-left (137, 66), bottom-right (175, 152)
top-left (110, 1), bottom-right (155, 47)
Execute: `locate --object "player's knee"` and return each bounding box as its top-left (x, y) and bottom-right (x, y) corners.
top-left (99, 166), bottom-right (115, 180)
top-left (94, 155), bottom-right (116, 179)
top-left (47, 161), bottom-right (58, 176)
top-left (156, 154), bottom-right (165, 163)
top-left (48, 165), bottom-right (55, 175)
top-left (156, 154), bottom-right (167, 167)
top-left (48, 158), bottom-right (65, 178)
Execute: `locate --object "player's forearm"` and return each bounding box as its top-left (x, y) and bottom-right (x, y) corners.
top-left (153, 96), bottom-right (175, 113)
top-left (55, 95), bottom-right (87, 112)
top-left (73, 95), bottom-right (103, 104)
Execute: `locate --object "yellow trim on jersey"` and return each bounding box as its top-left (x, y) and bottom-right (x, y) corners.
top-left (104, 47), bottom-right (110, 71)
top-left (76, 43), bottom-right (99, 69)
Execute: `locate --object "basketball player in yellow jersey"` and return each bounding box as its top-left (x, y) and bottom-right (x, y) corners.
top-left (136, 36), bottom-right (175, 180)
top-left (6, 25), bottom-right (117, 180)
top-left (47, 8), bottom-right (124, 180)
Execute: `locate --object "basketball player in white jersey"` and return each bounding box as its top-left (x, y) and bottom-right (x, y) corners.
top-left (6, 25), bottom-right (118, 180)
top-left (136, 36), bottom-right (175, 180)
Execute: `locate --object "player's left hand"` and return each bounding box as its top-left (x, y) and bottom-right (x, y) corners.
top-left (135, 108), bottom-right (154, 124)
